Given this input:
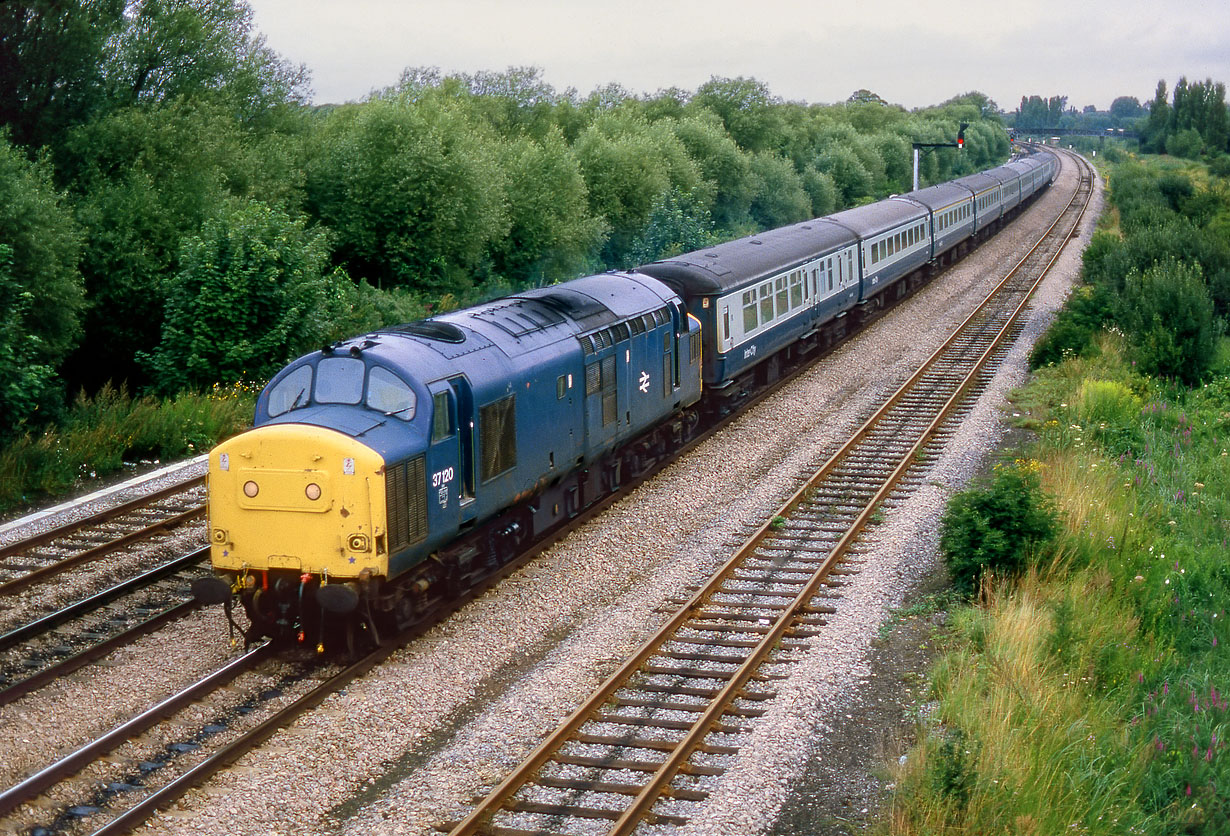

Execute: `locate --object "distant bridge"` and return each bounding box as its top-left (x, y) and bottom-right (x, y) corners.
top-left (1011, 127), bottom-right (1139, 140)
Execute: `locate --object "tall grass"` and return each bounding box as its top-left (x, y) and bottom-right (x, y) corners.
top-left (0, 382), bottom-right (255, 512)
top-left (881, 327), bottom-right (1230, 835)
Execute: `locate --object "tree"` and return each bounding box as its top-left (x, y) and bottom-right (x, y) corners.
top-left (61, 98), bottom-right (284, 391)
top-left (0, 134), bottom-right (83, 366)
top-left (1109, 96), bottom-right (1144, 120)
top-left (1144, 80), bottom-right (1171, 153)
top-left (488, 129), bottom-right (606, 285)
top-left (671, 115), bottom-right (758, 232)
top-left (305, 96), bottom-right (508, 293)
top-left (847, 89), bottom-right (887, 105)
top-left (148, 201), bottom-right (354, 392)
top-left (747, 152), bottom-right (810, 228)
top-left (104, 0), bottom-right (307, 117)
top-left (0, 0), bottom-right (126, 149)
top-left (0, 245), bottom-right (61, 435)
top-left (816, 143), bottom-right (873, 206)
top-left (691, 76), bottom-right (783, 153)
top-left (572, 111), bottom-right (709, 266)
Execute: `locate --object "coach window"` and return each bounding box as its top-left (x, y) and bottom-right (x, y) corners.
top-left (742, 290), bottom-right (758, 332)
top-left (315, 357), bottom-right (364, 404)
top-left (776, 276), bottom-right (789, 315)
top-left (267, 365), bottom-right (312, 417)
top-left (759, 284), bottom-right (773, 325)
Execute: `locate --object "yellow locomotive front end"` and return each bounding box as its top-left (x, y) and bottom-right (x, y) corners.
top-left (197, 423), bottom-right (389, 643)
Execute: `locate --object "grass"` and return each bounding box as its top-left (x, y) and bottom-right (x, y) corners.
top-left (0, 381), bottom-right (256, 513)
top-left (878, 325), bottom-right (1230, 835)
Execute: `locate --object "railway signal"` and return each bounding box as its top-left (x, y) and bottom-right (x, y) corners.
top-left (911, 122), bottom-right (970, 190)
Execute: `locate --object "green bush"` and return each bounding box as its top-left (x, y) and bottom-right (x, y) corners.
top-left (1029, 283), bottom-right (1116, 368)
top-left (0, 383), bottom-right (254, 512)
top-left (939, 464), bottom-right (1059, 595)
top-left (1116, 258), bottom-right (1222, 385)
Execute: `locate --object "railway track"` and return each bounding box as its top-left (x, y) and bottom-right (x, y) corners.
top-left (0, 476), bottom-right (209, 707)
top-left (443, 150), bottom-right (1094, 835)
top-left (0, 548), bottom-right (207, 707)
top-left (0, 475), bottom-right (206, 597)
top-left (0, 619), bottom-right (431, 835)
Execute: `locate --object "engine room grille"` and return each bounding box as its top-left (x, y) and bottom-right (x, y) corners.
top-left (480, 395), bottom-right (517, 481)
top-left (387, 455), bottom-right (427, 553)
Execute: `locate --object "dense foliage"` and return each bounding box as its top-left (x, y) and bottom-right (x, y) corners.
top-left (1031, 160), bottom-right (1228, 383)
top-left (0, 1), bottom-right (1013, 444)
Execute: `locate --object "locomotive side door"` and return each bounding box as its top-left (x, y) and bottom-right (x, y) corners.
top-left (425, 381), bottom-right (462, 534)
top-left (446, 376), bottom-right (478, 524)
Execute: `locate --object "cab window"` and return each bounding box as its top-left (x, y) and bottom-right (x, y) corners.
top-left (267, 365), bottom-right (312, 417)
top-left (366, 366), bottom-right (416, 419)
top-left (431, 391), bottom-right (452, 440)
top-left (315, 357), bottom-right (365, 404)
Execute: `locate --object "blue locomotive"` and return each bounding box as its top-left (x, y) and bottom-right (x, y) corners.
top-left (195, 149), bottom-right (1056, 645)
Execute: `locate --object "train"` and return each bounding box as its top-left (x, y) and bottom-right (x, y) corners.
top-left (192, 148), bottom-right (1058, 649)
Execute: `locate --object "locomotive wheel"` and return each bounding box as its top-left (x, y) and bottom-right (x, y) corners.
top-left (394, 593), bottom-right (416, 631)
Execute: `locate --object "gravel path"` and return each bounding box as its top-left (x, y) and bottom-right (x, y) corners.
top-left (0, 151), bottom-right (1099, 836)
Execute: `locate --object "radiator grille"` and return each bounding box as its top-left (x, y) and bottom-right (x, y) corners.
top-left (387, 455), bottom-right (427, 552)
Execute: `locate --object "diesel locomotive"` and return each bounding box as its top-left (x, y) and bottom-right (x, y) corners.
top-left (193, 149), bottom-right (1057, 648)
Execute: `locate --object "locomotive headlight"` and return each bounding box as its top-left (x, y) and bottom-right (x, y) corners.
top-left (347, 534), bottom-right (370, 552)
top-left (305, 482), bottom-right (322, 501)
top-left (243, 480), bottom-right (259, 498)
top-left (211, 528), bottom-right (228, 544)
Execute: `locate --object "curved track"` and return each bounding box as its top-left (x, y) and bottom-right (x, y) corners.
top-left (444, 149), bottom-right (1094, 835)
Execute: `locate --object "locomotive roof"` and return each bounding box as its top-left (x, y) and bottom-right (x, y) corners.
top-left (376, 272), bottom-right (676, 358)
top-left (636, 219), bottom-right (855, 295)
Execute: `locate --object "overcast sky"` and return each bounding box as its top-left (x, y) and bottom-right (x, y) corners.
top-left (245, 0), bottom-right (1230, 112)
